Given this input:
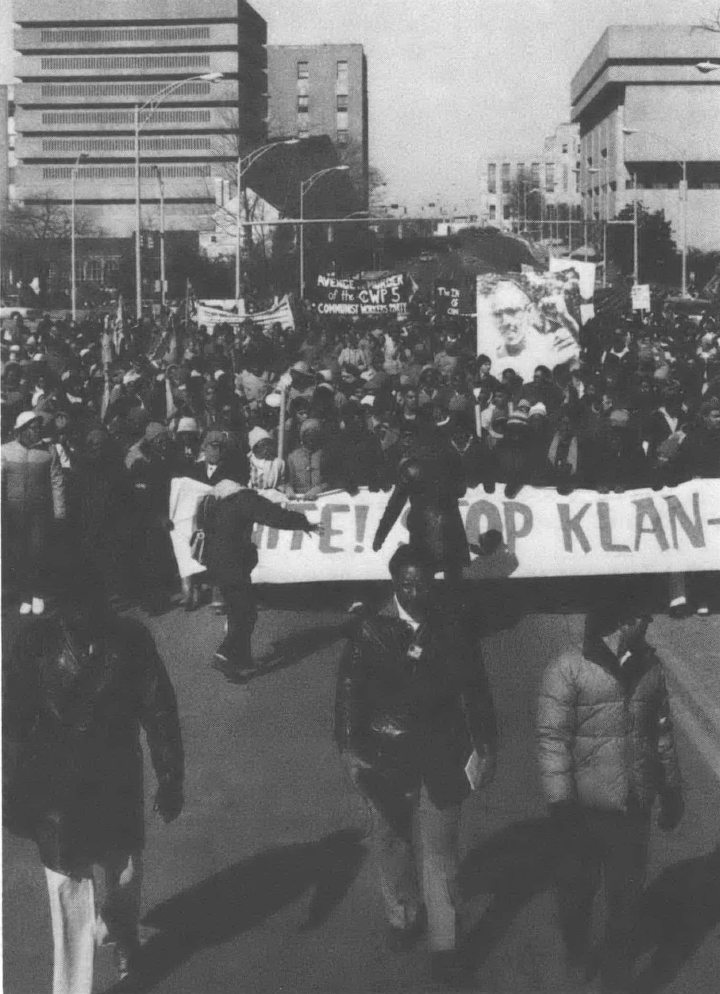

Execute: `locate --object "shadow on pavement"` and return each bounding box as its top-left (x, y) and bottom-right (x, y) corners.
top-left (458, 818), bottom-right (559, 969)
top-left (633, 841), bottom-right (720, 994)
top-left (255, 620), bottom-right (356, 676)
top-left (116, 828), bottom-right (367, 992)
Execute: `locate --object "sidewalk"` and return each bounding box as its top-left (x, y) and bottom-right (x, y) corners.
top-left (652, 614), bottom-right (720, 781)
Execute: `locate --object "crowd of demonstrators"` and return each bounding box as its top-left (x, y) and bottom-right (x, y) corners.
top-left (2, 286), bottom-right (719, 620)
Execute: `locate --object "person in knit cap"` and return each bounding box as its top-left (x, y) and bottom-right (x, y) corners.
top-left (248, 426), bottom-right (284, 491)
top-left (2, 410), bottom-right (66, 615)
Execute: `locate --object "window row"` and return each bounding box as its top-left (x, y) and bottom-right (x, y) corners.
top-left (42, 136), bottom-right (213, 152)
top-left (39, 26), bottom-right (210, 43)
top-left (40, 54), bottom-right (211, 71)
top-left (39, 81), bottom-right (213, 98)
top-left (40, 109), bottom-right (213, 126)
top-left (42, 164), bottom-right (213, 179)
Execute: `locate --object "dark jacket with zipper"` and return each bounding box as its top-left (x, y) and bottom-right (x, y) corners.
top-left (335, 602), bottom-right (497, 810)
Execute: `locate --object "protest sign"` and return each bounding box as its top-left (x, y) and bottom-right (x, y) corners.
top-left (195, 295), bottom-right (295, 333)
top-left (312, 273), bottom-right (414, 316)
top-left (476, 270), bottom-right (582, 381)
top-left (434, 279), bottom-right (475, 316)
top-left (169, 478), bottom-right (720, 584)
top-left (631, 284), bottom-right (651, 311)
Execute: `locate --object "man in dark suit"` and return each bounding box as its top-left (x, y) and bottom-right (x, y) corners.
top-left (335, 545), bottom-right (497, 987)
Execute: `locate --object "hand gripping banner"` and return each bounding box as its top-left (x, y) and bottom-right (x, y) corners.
top-left (170, 478), bottom-right (720, 583)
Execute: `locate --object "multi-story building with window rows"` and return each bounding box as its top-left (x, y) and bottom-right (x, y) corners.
top-left (12, 0), bottom-right (268, 237)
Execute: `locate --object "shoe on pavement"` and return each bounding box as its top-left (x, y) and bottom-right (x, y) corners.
top-left (211, 654), bottom-right (256, 683)
top-left (31, 597), bottom-right (45, 615)
top-left (19, 602), bottom-right (32, 615)
top-left (668, 597), bottom-right (687, 619)
top-left (430, 950), bottom-right (474, 989)
top-left (386, 907), bottom-right (426, 952)
top-left (114, 939), bottom-right (141, 983)
top-left (696, 604), bottom-right (710, 616)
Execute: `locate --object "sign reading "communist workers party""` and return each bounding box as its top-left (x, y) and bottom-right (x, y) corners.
top-left (311, 273), bottom-right (414, 316)
top-left (170, 478), bottom-right (720, 583)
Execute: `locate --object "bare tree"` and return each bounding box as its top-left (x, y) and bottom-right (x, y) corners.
top-left (2, 195), bottom-right (100, 295)
top-left (691, 6), bottom-right (720, 31)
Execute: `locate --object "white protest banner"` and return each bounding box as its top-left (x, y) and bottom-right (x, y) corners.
top-left (170, 478), bottom-right (720, 584)
top-left (631, 284), bottom-right (651, 311)
top-left (476, 272), bottom-right (581, 381)
top-left (169, 476), bottom-right (212, 578)
top-left (196, 295), bottom-right (295, 333)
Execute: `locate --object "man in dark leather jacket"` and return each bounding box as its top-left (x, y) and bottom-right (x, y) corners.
top-left (3, 582), bottom-right (184, 993)
top-left (335, 544), bottom-right (497, 987)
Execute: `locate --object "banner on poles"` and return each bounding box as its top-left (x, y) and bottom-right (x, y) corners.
top-left (476, 271), bottom-right (582, 381)
top-left (195, 295), bottom-right (295, 333)
top-left (312, 273), bottom-right (414, 316)
top-left (169, 478), bottom-right (720, 584)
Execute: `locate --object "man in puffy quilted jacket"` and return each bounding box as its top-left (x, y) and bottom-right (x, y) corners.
top-left (537, 588), bottom-right (683, 994)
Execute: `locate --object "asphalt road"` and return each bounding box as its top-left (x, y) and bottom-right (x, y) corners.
top-left (3, 588), bottom-right (720, 994)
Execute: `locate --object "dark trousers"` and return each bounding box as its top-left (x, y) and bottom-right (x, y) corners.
top-left (554, 806), bottom-right (650, 993)
top-left (217, 582), bottom-right (257, 668)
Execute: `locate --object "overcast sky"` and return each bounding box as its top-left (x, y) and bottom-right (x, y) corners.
top-left (2, 0), bottom-right (716, 207)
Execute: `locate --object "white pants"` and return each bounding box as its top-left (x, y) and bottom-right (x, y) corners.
top-left (44, 853), bottom-right (142, 994)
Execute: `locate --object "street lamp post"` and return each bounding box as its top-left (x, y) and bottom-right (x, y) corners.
top-left (622, 127), bottom-right (687, 295)
top-left (70, 152), bottom-right (89, 322)
top-left (151, 165), bottom-right (166, 309)
top-left (299, 165), bottom-right (349, 298)
top-left (134, 72), bottom-right (223, 320)
top-left (234, 139), bottom-right (299, 301)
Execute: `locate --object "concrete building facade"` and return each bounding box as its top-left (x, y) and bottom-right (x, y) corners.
top-left (12, 0), bottom-right (268, 237)
top-left (267, 45), bottom-right (369, 205)
top-left (570, 25), bottom-right (720, 251)
top-left (478, 122), bottom-right (582, 227)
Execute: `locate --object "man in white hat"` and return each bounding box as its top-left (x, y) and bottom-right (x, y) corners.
top-left (1, 410), bottom-right (66, 614)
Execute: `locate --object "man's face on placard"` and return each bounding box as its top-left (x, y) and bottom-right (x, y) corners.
top-left (490, 282), bottom-right (533, 352)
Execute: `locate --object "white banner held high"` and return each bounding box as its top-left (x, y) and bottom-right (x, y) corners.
top-left (169, 478), bottom-right (720, 584)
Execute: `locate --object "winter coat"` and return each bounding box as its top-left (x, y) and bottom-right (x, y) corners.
top-left (374, 448), bottom-right (469, 572)
top-left (3, 615), bottom-right (184, 872)
top-left (204, 488), bottom-right (310, 587)
top-left (1, 438), bottom-right (66, 522)
top-left (335, 602), bottom-right (497, 810)
top-left (537, 637), bottom-right (682, 814)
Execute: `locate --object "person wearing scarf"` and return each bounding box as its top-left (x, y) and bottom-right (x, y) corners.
top-left (247, 426), bottom-right (284, 491)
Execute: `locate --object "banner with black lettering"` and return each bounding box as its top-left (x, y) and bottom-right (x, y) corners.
top-left (170, 478), bottom-right (720, 583)
top-left (312, 273), bottom-right (414, 316)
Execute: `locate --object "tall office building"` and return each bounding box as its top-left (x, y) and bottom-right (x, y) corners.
top-left (12, 0), bottom-right (268, 237)
top-left (267, 45), bottom-right (369, 205)
top-left (479, 123), bottom-right (582, 227)
top-left (571, 25), bottom-right (720, 250)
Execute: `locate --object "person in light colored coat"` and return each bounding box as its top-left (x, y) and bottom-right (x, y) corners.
top-left (537, 590), bottom-right (683, 994)
top-left (1, 410), bottom-right (66, 614)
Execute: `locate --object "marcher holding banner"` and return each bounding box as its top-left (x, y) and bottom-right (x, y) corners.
top-left (203, 476), bottom-right (322, 683)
